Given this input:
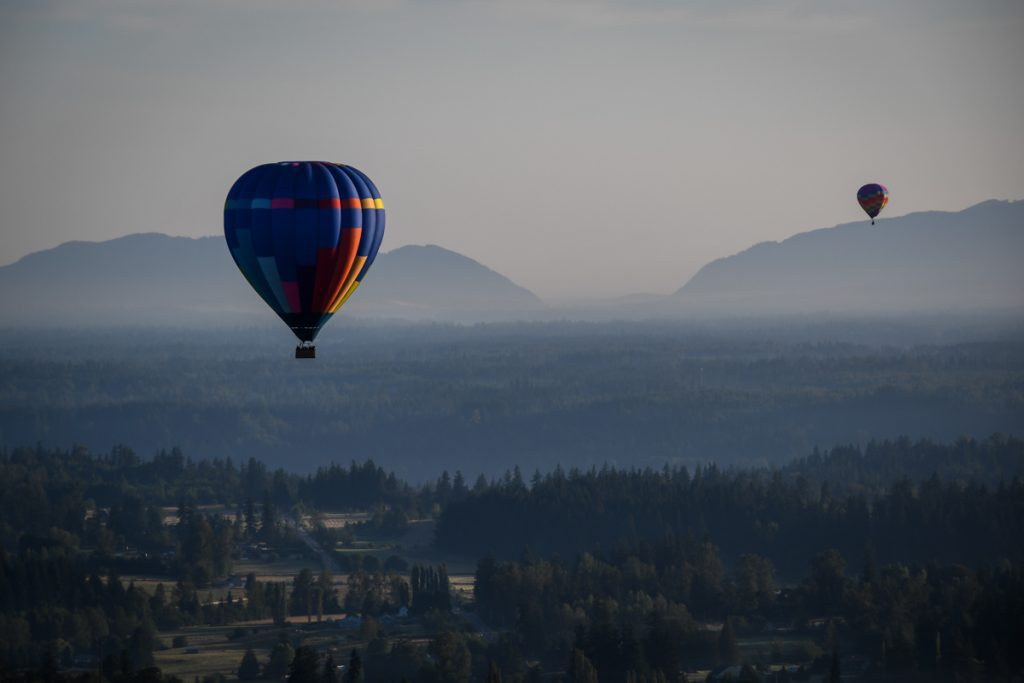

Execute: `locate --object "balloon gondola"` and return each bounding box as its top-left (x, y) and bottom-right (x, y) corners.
top-left (224, 161), bottom-right (385, 358)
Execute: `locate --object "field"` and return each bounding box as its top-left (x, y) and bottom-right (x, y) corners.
top-left (154, 620), bottom-right (380, 680)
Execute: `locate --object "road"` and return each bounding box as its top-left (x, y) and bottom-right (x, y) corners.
top-left (284, 513), bottom-right (341, 574)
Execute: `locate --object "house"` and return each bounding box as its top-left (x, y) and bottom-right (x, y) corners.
top-left (336, 615), bottom-right (363, 630)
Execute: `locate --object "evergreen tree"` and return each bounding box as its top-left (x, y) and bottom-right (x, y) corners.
top-left (569, 649), bottom-right (598, 683)
top-left (268, 583), bottom-right (288, 626)
top-left (486, 660), bottom-right (503, 683)
top-left (289, 645), bottom-right (321, 683)
top-left (265, 641), bottom-right (294, 679)
top-left (244, 498), bottom-right (257, 539)
top-left (343, 649), bottom-right (363, 683)
top-left (430, 632), bottom-right (471, 683)
top-left (717, 618), bottom-right (739, 666)
top-left (237, 649), bottom-right (261, 680)
top-left (321, 653), bottom-right (339, 683)
top-left (261, 490), bottom-right (276, 541)
top-left (291, 568), bottom-right (314, 618)
top-left (128, 620), bottom-right (157, 670)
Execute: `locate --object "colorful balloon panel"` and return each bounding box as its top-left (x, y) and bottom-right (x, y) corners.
top-left (857, 183), bottom-right (889, 220)
top-left (224, 161), bottom-right (385, 342)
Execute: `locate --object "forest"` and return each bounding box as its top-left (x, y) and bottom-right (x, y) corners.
top-left (434, 435), bottom-right (1024, 576)
top-left (1, 434), bottom-right (1022, 681)
top-left (1, 321), bottom-right (1022, 480)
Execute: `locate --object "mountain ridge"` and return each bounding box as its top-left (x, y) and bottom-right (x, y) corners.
top-left (673, 199), bottom-right (1024, 314)
top-left (2, 198), bottom-right (1021, 326)
top-left (0, 234), bottom-right (543, 326)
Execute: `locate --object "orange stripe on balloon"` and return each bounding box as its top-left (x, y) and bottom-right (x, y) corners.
top-left (321, 229), bottom-right (362, 311)
top-left (329, 256), bottom-right (367, 313)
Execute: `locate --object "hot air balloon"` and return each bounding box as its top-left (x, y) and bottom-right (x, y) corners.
top-left (857, 183), bottom-right (888, 225)
top-left (224, 162), bottom-right (385, 358)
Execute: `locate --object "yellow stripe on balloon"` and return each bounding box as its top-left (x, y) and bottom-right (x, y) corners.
top-left (336, 280), bottom-right (361, 309)
top-left (374, 198), bottom-right (384, 209)
top-left (328, 256), bottom-right (367, 313)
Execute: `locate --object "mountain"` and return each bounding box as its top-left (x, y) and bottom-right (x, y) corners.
top-left (675, 199), bottom-right (1024, 315)
top-left (0, 234), bottom-right (542, 327)
top-left (4, 198), bottom-right (1021, 329)
top-left (342, 244), bottom-right (541, 317)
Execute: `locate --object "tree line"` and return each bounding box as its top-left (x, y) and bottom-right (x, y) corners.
top-left (470, 540), bottom-right (1024, 680)
top-left (435, 435), bottom-right (1024, 577)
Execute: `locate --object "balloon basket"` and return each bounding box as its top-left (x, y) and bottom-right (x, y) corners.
top-left (295, 345), bottom-right (316, 359)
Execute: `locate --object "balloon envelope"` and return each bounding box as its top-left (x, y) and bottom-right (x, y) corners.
top-left (224, 161), bottom-right (385, 342)
top-left (857, 183), bottom-right (889, 220)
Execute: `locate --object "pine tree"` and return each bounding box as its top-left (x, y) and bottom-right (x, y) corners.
top-left (829, 648), bottom-right (840, 683)
top-left (569, 649), bottom-right (598, 683)
top-left (244, 498), bottom-right (257, 539)
top-left (486, 660), bottom-right (503, 683)
top-left (321, 654), bottom-right (339, 683)
top-left (237, 649), bottom-right (261, 680)
top-left (265, 641), bottom-right (294, 679)
top-left (717, 618), bottom-right (739, 666)
top-left (289, 645), bottom-right (322, 683)
top-left (261, 490), bottom-right (276, 541)
top-left (128, 620), bottom-right (156, 670)
top-left (343, 649), bottom-right (363, 683)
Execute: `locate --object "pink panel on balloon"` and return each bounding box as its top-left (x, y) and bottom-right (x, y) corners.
top-left (282, 281), bottom-right (302, 312)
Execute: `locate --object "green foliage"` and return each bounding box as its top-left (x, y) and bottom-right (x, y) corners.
top-left (289, 645), bottom-right (322, 683)
top-left (717, 618), bottom-right (739, 666)
top-left (264, 641), bottom-right (295, 680)
top-left (428, 631), bottom-right (472, 683)
top-left (343, 648), bottom-right (363, 683)
top-left (471, 535), bottom-right (1024, 677)
top-left (410, 564), bottom-right (451, 615)
top-left (342, 570), bottom-right (408, 617)
top-left (438, 438), bottom-right (1024, 576)
top-left (569, 649), bottom-right (598, 683)
top-left (485, 660), bottom-right (502, 683)
top-left (3, 325), bottom-right (1022, 480)
top-left (321, 653), bottom-right (340, 683)
top-left (237, 648), bottom-right (261, 680)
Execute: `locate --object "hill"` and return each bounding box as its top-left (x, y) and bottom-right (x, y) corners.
top-left (0, 234), bottom-right (542, 326)
top-left (343, 244), bottom-right (541, 318)
top-left (675, 199), bottom-right (1024, 314)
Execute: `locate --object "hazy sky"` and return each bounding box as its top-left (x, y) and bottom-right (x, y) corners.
top-left (1, 0), bottom-right (1022, 299)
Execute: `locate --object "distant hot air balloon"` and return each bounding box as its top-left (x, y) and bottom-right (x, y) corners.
top-left (857, 183), bottom-right (889, 225)
top-left (224, 162), bottom-right (385, 358)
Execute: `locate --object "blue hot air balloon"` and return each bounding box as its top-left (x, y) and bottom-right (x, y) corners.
top-left (224, 162), bottom-right (385, 358)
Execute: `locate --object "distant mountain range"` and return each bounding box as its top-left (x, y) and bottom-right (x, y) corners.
top-left (674, 199), bottom-right (1024, 315)
top-left (0, 235), bottom-right (541, 326)
top-left (1, 199), bottom-right (1021, 327)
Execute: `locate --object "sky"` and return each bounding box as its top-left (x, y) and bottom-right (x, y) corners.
top-left (1, 0), bottom-right (1022, 300)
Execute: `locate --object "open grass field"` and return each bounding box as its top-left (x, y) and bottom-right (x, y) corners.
top-left (234, 557), bottom-right (328, 582)
top-left (160, 504), bottom-right (238, 526)
top-left (154, 615), bottom-right (434, 680)
top-left (129, 510), bottom-right (485, 680)
top-left (121, 577), bottom-right (245, 605)
top-left (738, 634), bottom-right (823, 663)
top-left (155, 622), bottom-right (278, 680)
top-left (155, 621), bottom-right (351, 679)
top-left (311, 512), bottom-right (372, 529)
